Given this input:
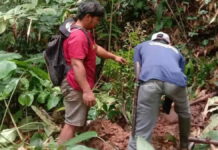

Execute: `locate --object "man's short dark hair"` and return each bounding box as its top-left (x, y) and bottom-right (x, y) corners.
top-left (76, 0), bottom-right (105, 20)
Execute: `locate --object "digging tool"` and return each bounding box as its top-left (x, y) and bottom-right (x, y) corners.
top-left (132, 82), bottom-right (139, 137)
top-left (132, 62), bottom-right (141, 137)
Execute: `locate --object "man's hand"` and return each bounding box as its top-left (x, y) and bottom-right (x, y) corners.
top-left (114, 56), bottom-right (127, 64)
top-left (95, 45), bottom-right (127, 64)
top-left (83, 91), bottom-right (96, 107)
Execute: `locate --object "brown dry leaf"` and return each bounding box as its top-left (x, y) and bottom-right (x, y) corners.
top-left (209, 10), bottom-right (218, 24)
top-left (191, 127), bottom-right (201, 137)
top-left (209, 67), bottom-right (218, 87)
top-left (195, 89), bottom-right (207, 98)
top-left (202, 99), bottom-right (209, 120)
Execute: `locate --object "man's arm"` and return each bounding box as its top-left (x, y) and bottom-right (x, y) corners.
top-left (96, 45), bottom-right (126, 64)
top-left (133, 45), bottom-right (142, 81)
top-left (134, 61), bottom-right (141, 81)
top-left (71, 58), bottom-right (95, 107)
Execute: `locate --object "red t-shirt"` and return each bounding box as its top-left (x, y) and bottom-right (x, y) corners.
top-left (63, 29), bottom-right (96, 91)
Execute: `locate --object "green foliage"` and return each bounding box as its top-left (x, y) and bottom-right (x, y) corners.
top-left (64, 131), bottom-right (98, 147)
top-left (95, 49), bottom-right (134, 122)
top-left (193, 130), bottom-right (218, 150)
top-left (0, 128), bottom-right (17, 144)
top-left (0, 0), bottom-right (76, 54)
top-left (154, 0), bottom-right (174, 31)
top-left (0, 61), bottom-right (17, 79)
top-left (0, 125), bottom-right (97, 150)
top-left (88, 93), bottom-right (121, 120)
top-left (0, 0), bottom-right (217, 149)
top-left (30, 133), bottom-right (45, 149)
top-left (117, 0), bottom-right (150, 19)
top-left (187, 57), bottom-right (217, 88)
top-left (0, 51), bottom-right (62, 112)
top-left (18, 92), bottom-right (34, 106)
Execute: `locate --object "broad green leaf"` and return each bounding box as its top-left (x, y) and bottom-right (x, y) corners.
top-left (47, 94), bottom-right (61, 110)
top-left (67, 145), bottom-right (96, 150)
top-left (45, 0), bottom-right (50, 4)
top-left (18, 92), bottom-right (34, 106)
top-left (0, 51), bottom-right (22, 61)
top-left (37, 91), bottom-right (49, 104)
top-left (0, 128), bottom-right (17, 144)
top-left (19, 122), bottom-right (45, 132)
top-left (193, 143), bottom-right (208, 150)
top-left (36, 8), bottom-right (57, 16)
top-left (203, 130), bottom-right (218, 139)
top-left (19, 77), bottom-right (29, 90)
top-left (0, 19), bottom-right (7, 34)
top-left (64, 131), bottom-right (98, 146)
top-left (25, 53), bottom-right (44, 63)
top-left (30, 133), bottom-right (44, 148)
top-left (137, 137), bottom-right (155, 150)
top-left (13, 60), bottom-right (48, 80)
top-left (101, 83), bottom-right (112, 91)
top-left (202, 114), bottom-right (218, 134)
top-left (98, 94), bottom-right (116, 104)
top-left (194, 130), bottom-right (218, 150)
top-left (31, 0), bottom-right (38, 7)
top-left (0, 78), bottom-right (19, 100)
top-left (21, 3), bottom-right (36, 10)
top-left (0, 61), bottom-right (17, 79)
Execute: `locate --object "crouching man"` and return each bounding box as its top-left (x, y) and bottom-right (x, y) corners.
top-left (128, 32), bottom-right (191, 150)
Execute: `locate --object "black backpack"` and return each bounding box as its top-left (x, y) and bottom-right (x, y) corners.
top-left (43, 18), bottom-right (90, 86)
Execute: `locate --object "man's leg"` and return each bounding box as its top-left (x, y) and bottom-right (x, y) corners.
top-left (164, 82), bottom-right (191, 150)
top-left (58, 124), bottom-right (76, 144)
top-left (59, 79), bottom-right (88, 144)
top-left (57, 99), bottom-right (87, 144)
top-left (128, 80), bottom-right (162, 150)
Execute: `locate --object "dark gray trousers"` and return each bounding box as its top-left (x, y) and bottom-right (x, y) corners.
top-left (128, 80), bottom-right (191, 150)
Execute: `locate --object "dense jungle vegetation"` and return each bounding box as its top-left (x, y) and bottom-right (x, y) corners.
top-left (0, 0), bottom-right (217, 149)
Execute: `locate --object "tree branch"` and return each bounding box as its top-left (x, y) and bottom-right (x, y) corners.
top-left (190, 92), bottom-right (218, 106)
top-left (189, 137), bottom-right (218, 146)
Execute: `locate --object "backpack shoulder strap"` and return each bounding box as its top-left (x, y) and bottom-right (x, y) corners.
top-left (71, 25), bottom-right (91, 48)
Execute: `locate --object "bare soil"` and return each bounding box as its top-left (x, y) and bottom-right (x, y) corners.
top-left (83, 101), bottom-right (207, 150)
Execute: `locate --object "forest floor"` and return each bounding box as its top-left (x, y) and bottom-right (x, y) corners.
top-left (82, 100), bottom-right (208, 150)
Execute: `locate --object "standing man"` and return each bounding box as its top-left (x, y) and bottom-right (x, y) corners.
top-left (128, 32), bottom-right (191, 150)
top-left (58, 0), bottom-right (126, 144)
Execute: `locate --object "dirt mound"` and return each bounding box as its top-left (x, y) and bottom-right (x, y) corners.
top-left (153, 101), bottom-right (207, 150)
top-left (81, 101), bottom-right (207, 150)
top-left (84, 120), bottom-right (130, 150)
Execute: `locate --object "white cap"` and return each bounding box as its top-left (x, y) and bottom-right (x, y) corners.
top-left (151, 32), bottom-right (170, 43)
